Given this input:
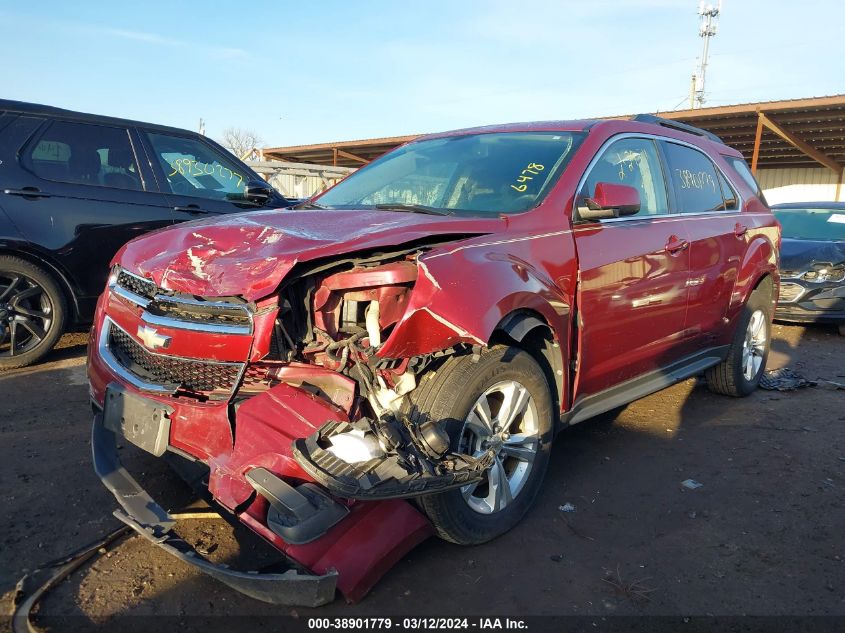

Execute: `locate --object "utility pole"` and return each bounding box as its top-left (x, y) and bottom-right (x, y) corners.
top-left (689, 1), bottom-right (721, 109)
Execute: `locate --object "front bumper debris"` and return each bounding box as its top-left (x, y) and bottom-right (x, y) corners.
top-left (91, 413), bottom-right (338, 606)
top-left (776, 281), bottom-right (845, 324)
top-left (292, 419), bottom-right (496, 500)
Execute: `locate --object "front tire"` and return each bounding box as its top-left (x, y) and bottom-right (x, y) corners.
top-left (404, 345), bottom-right (554, 545)
top-left (0, 256), bottom-right (67, 369)
top-left (705, 284), bottom-right (771, 397)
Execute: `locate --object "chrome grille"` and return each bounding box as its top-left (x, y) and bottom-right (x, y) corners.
top-left (111, 267), bottom-right (252, 334)
top-left (153, 298), bottom-right (251, 327)
top-left (106, 320), bottom-right (244, 397)
top-left (116, 270), bottom-right (157, 299)
top-left (778, 282), bottom-right (805, 303)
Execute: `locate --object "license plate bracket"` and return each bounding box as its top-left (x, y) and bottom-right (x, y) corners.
top-left (104, 383), bottom-right (173, 456)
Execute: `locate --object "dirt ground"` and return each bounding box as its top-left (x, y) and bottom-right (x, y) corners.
top-left (1, 323), bottom-right (843, 628)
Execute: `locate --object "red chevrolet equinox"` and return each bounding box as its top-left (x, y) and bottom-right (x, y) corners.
top-left (88, 115), bottom-right (779, 606)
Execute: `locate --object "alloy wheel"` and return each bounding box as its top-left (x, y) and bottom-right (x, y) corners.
top-left (742, 309), bottom-right (767, 381)
top-left (459, 380), bottom-right (540, 514)
top-left (0, 272), bottom-right (54, 359)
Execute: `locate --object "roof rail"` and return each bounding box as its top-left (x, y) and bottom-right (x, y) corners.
top-left (631, 114), bottom-right (724, 144)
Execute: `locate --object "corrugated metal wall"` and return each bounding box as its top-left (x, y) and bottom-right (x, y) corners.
top-left (265, 172), bottom-right (342, 198)
top-left (249, 161), bottom-right (355, 199)
top-left (757, 167), bottom-right (843, 204)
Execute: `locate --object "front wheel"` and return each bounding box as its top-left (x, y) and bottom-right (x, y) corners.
top-left (404, 345), bottom-right (554, 545)
top-left (705, 284), bottom-right (772, 397)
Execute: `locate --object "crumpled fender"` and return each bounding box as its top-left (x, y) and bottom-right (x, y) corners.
top-left (378, 231), bottom-right (577, 359)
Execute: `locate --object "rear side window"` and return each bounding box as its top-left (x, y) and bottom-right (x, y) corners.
top-left (27, 120), bottom-right (142, 190)
top-left (663, 142), bottom-right (725, 213)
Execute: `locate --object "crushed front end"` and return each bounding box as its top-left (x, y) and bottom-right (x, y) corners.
top-left (87, 240), bottom-right (489, 604)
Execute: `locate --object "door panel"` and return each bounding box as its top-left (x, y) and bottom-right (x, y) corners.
top-left (573, 217), bottom-right (692, 398)
top-left (2, 118), bottom-right (173, 304)
top-left (571, 136), bottom-right (692, 400)
top-left (661, 141), bottom-right (745, 346)
top-left (681, 213), bottom-right (745, 343)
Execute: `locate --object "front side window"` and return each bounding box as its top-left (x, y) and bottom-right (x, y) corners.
top-left (582, 137), bottom-right (669, 216)
top-left (664, 142), bottom-right (726, 213)
top-left (146, 132), bottom-right (250, 201)
top-left (316, 132), bottom-right (585, 216)
top-left (27, 120), bottom-right (141, 190)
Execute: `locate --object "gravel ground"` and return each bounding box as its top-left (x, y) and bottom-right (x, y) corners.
top-left (1, 323), bottom-right (843, 629)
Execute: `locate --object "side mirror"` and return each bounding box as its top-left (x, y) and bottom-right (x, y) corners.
top-left (243, 179), bottom-right (275, 206)
top-left (577, 182), bottom-right (641, 221)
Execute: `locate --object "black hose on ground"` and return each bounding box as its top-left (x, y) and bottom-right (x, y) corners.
top-left (10, 525), bottom-right (132, 633)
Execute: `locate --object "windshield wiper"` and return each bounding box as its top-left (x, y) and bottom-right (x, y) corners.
top-left (373, 203), bottom-right (453, 216)
top-left (293, 201), bottom-right (327, 209)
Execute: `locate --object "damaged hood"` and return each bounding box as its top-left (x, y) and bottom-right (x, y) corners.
top-left (780, 238), bottom-right (845, 274)
top-left (117, 208), bottom-right (501, 300)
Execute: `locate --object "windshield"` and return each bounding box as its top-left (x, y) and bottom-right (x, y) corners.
top-left (773, 208), bottom-right (845, 241)
top-left (315, 131), bottom-right (585, 215)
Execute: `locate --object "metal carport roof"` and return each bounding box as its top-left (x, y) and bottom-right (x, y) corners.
top-left (262, 95), bottom-right (845, 175)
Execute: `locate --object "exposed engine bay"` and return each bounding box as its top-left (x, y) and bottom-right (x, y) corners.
top-left (237, 245), bottom-right (493, 500)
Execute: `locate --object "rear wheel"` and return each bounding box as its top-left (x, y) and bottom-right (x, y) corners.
top-left (705, 285), bottom-right (771, 397)
top-left (0, 256), bottom-right (67, 369)
top-left (405, 345), bottom-right (554, 544)
top-left (838, 324), bottom-right (845, 337)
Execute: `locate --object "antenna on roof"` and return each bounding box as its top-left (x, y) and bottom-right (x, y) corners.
top-left (689, 1), bottom-right (721, 109)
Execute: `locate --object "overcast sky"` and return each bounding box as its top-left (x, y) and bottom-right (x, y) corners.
top-left (2, 0), bottom-right (843, 147)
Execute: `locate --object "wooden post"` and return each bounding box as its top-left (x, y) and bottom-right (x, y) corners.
top-left (336, 149), bottom-right (370, 165)
top-left (759, 112), bottom-right (843, 174)
top-left (332, 147), bottom-right (338, 167)
top-left (751, 113), bottom-right (763, 174)
top-left (836, 167), bottom-right (844, 202)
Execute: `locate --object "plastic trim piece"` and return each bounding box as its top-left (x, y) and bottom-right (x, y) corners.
top-left (563, 346), bottom-right (730, 426)
top-left (246, 467), bottom-right (350, 545)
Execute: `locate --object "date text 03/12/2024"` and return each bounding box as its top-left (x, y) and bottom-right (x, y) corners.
top-left (307, 618), bottom-right (528, 630)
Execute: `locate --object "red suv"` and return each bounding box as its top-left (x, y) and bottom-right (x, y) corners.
top-left (88, 115), bottom-right (779, 606)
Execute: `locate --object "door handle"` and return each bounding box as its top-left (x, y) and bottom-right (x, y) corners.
top-left (3, 187), bottom-right (52, 199)
top-left (734, 223), bottom-right (748, 238)
top-left (665, 236), bottom-right (689, 254)
top-left (173, 205), bottom-right (208, 215)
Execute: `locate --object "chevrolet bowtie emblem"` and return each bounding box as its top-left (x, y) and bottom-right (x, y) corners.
top-left (137, 325), bottom-right (171, 351)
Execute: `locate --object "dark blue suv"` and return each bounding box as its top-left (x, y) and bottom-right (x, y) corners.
top-left (0, 99), bottom-right (293, 368)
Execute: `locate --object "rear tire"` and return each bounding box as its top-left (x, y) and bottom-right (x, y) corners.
top-left (838, 324), bottom-right (845, 337)
top-left (404, 345), bottom-right (554, 545)
top-left (0, 256), bottom-right (67, 369)
top-left (705, 285), bottom-right (771, 397)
